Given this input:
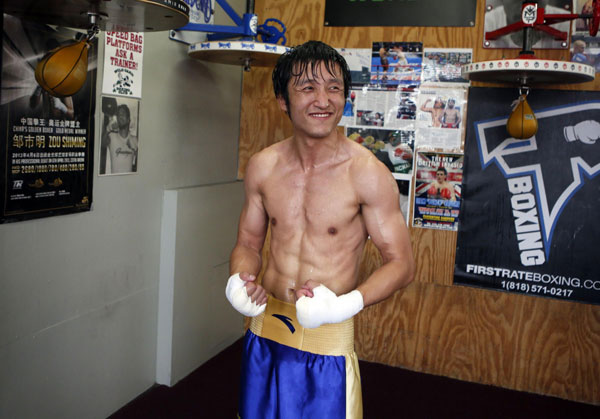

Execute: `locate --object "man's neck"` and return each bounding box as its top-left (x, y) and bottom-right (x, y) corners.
top-left (118, 127), bottom-right (129, 138)
top-left (291, 131), bottom-right (344, 171)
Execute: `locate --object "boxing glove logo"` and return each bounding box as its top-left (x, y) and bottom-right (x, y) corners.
top-left (475, 101), bottom-right (600, 265)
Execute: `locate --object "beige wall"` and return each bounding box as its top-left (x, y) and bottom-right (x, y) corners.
top-left (0, 1), bottom-right (247, 417)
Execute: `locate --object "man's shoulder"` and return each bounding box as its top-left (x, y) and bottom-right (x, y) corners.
top-left (249, 140), bottom-right (288, 166)
top-left (346, 138), bottom-right (390, 178)
top-left (246, 139), bottom-right (291, 182)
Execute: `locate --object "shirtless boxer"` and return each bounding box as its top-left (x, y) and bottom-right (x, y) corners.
top-left (227, 41), bottom-right (414, 418)
top-left (106, 104), bottom-right (138, 174)
top-left (420, 97), bottom-right (445, 128)
top-left (426, 167), bottom-right (456, 201)
top-left (441, 99), bottom-right (461, 128)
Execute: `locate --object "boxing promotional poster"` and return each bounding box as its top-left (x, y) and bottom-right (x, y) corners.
top-left (454, 87), bottom-right (600, 305)
top-left (412, 151), bottom-right (463, 231)
top-left (0, 15), bottom-right (97, 223)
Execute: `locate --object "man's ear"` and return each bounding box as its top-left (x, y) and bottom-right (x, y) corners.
top-left (276, 96), bottom-right (288, 113)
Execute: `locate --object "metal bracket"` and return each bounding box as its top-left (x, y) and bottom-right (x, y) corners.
top-left (170, 0), bottom-right (258, 45)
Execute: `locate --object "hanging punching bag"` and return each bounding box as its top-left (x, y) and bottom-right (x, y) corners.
top-left (507, 94), bottom-right (538, 139)
top-left (35, 40), bottom-right (89, 97)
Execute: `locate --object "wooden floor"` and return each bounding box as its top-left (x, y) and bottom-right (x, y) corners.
top-left (109, 337), bottom-right (600, 418)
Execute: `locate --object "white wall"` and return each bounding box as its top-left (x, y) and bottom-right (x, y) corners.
top-left (157, 183), bottom-right (245, 386)
top-left (0, 1), bottom-right (246, 417)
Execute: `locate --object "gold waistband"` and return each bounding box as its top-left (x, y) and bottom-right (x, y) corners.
top-left (249, 296), bottom-right (355, 356)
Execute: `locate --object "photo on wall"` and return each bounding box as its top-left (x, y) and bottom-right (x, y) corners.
top-left (421, 48), bottom-right (472, 86)
top-left (336, 48), bottom-right (373, 87)
top-left (99, 96), bottom-right (140, 176)
top-left (346, 127), bottom-right (414, 177)
top-left (370, 42), bottom-right (423, 89)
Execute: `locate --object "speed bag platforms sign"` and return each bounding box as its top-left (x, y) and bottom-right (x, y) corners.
top-left (454, 87), bottom-right (600, 305)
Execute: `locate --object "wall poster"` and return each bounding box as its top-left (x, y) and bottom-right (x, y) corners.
top-left (412, 151), bottom-right (463, 231)
top-left (102, 31), bottom-right (144, 98)
top-left (1, 14), bottom-right (97, 223)
top-left (454, 87), bottom-right (600, 305)
top-left (99, 96), bottom-right (140, 176)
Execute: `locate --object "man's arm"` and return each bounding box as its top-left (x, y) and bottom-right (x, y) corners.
top-left (420, 99), bottom-right (432, 112)
top-left (228, 153), bottom-right (270, 308)
top-left (355, 157), bottom-right (415, 307)
top-left (230, 154), bottom-right (269, 276)
top-left (439, 110), bottom-right (446, 125)
top-left (127, 135), bottom-right (139, 151)
top-left (455, 111), bottom-right (462, 126)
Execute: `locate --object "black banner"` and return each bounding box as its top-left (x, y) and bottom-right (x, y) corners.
top-left (1, 15), bottom-right (97, 223)
top-left (455, 87), bottom-right (600, 305)
top-left (324, 0), bottom-right (477, 28)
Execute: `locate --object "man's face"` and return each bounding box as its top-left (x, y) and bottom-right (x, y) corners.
top-left (436, 170), bottom-right (446, 182)
top-left (278, 61), bottom-right (345, 140)
top-left (117, 107), bottom-right (129, 129)
top-left (448, 100), bottom-right (455, 109)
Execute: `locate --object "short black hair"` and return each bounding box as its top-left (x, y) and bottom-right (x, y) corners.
top-left (117, 104), bottom-right (130, 121)
top-left (436, 167), bottom-right (447, 175)
top-left (272, 40), bottom-right (351, 111)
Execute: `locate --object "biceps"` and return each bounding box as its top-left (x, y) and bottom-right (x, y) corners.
top-left (363, 204), bottom-right (410, 262)
top-left (237, 196), bottom-right (268, 250)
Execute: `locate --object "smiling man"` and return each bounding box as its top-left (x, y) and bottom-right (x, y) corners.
top-left (227, 40), bottom-right (414, 419)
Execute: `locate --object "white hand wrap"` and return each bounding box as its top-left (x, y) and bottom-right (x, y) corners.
top-left (52, 97), bottom-right (68, 113)
top-left (295, 284), bottom-right (364, 329)
top-left (225, 273), bottom-right (266, 317)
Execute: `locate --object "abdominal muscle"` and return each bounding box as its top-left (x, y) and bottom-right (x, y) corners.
top-left (261, 221), bottom-right (367, 303)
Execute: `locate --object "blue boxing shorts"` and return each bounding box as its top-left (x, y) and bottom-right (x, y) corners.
top-left (239, 296), bottom-right (362, 419)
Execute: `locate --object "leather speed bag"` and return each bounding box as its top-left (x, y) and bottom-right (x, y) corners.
top-left (35, 40), bottom-right (89, 97)
top-left (507, 94), bottom-right (538, 139)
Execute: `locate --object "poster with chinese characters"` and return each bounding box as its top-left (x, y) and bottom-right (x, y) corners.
top-left (102, 31), bottom-right (144, 98)
top-left (1, 15), bottom-right (97, 223)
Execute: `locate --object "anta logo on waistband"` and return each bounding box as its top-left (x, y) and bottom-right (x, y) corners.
top-left (271, 314), bottom-right (295, 334)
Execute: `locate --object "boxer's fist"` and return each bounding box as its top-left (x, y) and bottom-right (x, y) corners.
top-left (564, 120), bottom-right (600, 145)
top-left (441, 188), bottom-right (452, 200)
top-left (296, 284), bottom-right (364, 329)
top-left (225, 273), bottom-right (266, 317)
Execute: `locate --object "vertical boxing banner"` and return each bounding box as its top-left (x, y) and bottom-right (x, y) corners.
top-left (454, 87), bottom-right (600, 305)
top-left (1, 15), bottom-right (97, 223)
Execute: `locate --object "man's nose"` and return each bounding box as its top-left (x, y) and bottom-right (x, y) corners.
top-left (313, 88), bottom-right (330, 107)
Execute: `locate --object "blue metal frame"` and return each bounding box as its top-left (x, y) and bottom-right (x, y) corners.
top-left (176, 0), bottom-right (257, 41)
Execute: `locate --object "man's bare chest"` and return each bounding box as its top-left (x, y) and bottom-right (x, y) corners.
top-left (262, 170), bottom-right (360, 233)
